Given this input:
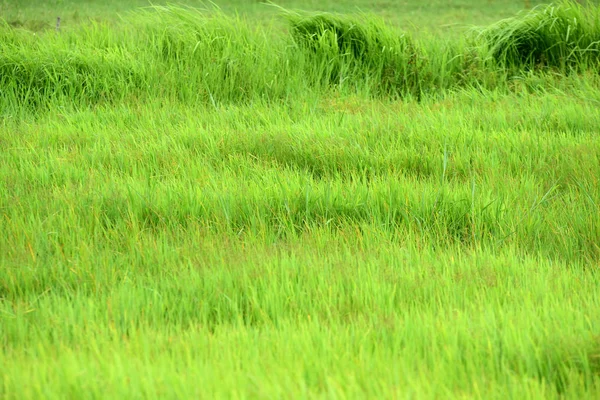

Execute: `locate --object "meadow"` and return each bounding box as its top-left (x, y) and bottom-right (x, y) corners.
top-left (1, 0), bottom-right (600, 398)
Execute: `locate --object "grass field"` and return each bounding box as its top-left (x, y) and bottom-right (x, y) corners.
top-left (1, 0), bottom-right (600, 398)
top-left (2, 0), bottom-right (554, 33)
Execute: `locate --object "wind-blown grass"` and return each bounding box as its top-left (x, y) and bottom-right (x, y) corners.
top-left (482, 0), bottom-right (600, 69)
top-left (288, 12), bottom-right (424, 95)
top-left (1, 1), bottom-right (600, 398)
top-left (2, 1), bottom-right (599, 114)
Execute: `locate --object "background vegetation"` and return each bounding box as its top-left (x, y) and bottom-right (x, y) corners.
top-left (1, 0), bottom-right (599, 398)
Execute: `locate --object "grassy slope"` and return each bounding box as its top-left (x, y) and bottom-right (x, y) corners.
top-left (1, 1), bottom-right (600, 399)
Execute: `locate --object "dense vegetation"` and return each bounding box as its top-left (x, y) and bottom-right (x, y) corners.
top-left (1, 1), bottom-right (599, 398)
top-left (2, 1), bottom-right (600, 110)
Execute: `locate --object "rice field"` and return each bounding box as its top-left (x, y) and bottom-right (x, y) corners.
top-left (1, 0), bottom-right (599, 398)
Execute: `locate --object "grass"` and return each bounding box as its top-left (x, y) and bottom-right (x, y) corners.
top-left (482, 0), bottom-right (600, 69)
top-left (1, 0), bottom-right (556, 34)
top-left (1, 0), bottom-right (600, 398)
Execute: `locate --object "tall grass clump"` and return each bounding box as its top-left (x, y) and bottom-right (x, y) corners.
top-left (0, 5), bottom-right (299, 113)
top-left (130, 6), bottom-right (299, 104)
top-left (288, 12), bottom-right (427, 97)
top-left (0, 42), bottom-right (146, 113)
top-left (481, 0), bottom-right (600, 70)
top-left (0, 20), bottom-right (149, 113)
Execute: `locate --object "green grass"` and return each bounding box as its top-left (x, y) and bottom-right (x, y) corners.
top-left (1, 0), bottom-right (564, 34)
top-left (483, 0), bottom-right (600, 69)
top-left (1, 0), bottom-right (600, 398)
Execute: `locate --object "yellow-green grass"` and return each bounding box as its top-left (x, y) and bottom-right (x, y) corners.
top-left (2, 0), bottom-right (556, 34)
top-left (1, 1), bottom-right (600, 398)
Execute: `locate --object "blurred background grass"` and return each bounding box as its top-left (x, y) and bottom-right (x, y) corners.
top-left (2, 0), bottom-right (557, 35)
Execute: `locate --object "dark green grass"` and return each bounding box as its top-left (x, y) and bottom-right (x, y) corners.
top-left (287, 12), bottom-right (425, 95)
top-left (482, 0), bottom-right (600, 69)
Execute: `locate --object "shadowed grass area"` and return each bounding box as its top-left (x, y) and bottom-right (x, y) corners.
top-left (482, 0), bottom-right (600, 69)
top-left (288, 12), bottom-right (425, 96)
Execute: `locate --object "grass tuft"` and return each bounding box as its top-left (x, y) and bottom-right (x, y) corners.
top-left (481, 0), bottom-right (600, 70)
top-left (288, 12), bottom-right (424, 96)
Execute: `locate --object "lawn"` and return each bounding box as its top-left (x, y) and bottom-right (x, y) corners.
top-left (1, 0), bottom-right (600, 398)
